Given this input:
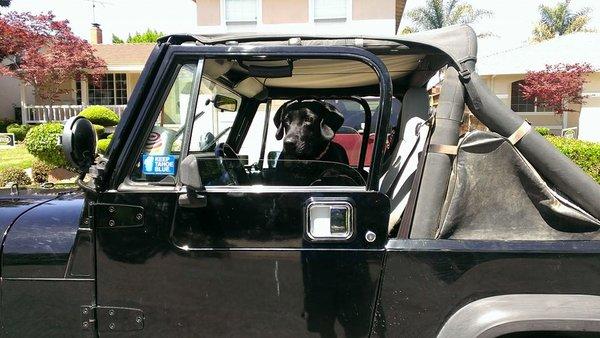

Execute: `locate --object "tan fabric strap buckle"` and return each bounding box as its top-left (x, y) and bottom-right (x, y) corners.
top-left (507, 122), bottom-right (532, 145)
top-left (428, 144), bottom-right (458, 156)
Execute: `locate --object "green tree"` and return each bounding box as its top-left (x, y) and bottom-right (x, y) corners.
top-left (126, 28), bottom-right (164, 43)
top-left (400, 0), bottom-right (492, 33)
top-left (112, 33), bottom-right (124, 44)
top-left (532, 0), bottom-right (594, 42)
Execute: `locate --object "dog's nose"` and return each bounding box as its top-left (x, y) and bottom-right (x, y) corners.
top-left (283, 139), bottom-right (296, 151)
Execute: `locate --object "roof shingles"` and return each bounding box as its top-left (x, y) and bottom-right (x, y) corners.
top-left (92, 43), bottom-right (155, 70)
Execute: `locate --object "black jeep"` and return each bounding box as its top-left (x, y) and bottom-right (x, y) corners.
top-left (2, 25), bottom-right (600, 337)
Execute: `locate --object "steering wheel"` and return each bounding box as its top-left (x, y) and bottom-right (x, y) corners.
top-left (214, 142), bottom-right (240, 160)
top-left (214, 142), bottom-right (250, 185)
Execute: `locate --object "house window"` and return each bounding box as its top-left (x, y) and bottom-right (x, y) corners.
top-left (87, 73), bottom-right (128, 106)
top-left (314, 0), bottom-right (347, 21)
top-left (510, 80), bottom-right (535, 112)
top-left (224, 0), bottom-right (258, 24)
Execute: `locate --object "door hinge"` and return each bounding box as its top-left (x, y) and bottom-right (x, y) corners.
top-left (81, 305), bottom-right (145, 332)
top-left (92, 203), bottom-right (145, 229)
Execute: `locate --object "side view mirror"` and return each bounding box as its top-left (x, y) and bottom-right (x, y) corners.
top-left (61, 116), bottom-right (97, 174)
top-left (179, 155), bottom-right (207, 208)
top-left (212, 94), bottom-right (238, 112)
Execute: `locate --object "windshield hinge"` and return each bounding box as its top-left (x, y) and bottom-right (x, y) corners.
top-left (92, 203), bottom-right (145, 229)
top-left (81, 305), bottom-right (144, 332)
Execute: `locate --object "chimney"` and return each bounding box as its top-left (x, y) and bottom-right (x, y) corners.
top-left (90, 23), bottom-right (103, 44)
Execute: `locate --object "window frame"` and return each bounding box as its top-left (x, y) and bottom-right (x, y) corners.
top-left (312, 0), bottom-right (350, 22)
top-left (510, 80), bottom-right (538, 113)
top-left (223, 0), bottom-right (259, 25)
top-left (76, 73), bottom-right (128, 106)
top-left (109, 45), bottom-right (393, 192)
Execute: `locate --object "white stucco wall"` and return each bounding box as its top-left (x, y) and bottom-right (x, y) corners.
top-left (0, 76), bottom-right (22, 120)
top-left (579, 107), bottom-right (600, 142)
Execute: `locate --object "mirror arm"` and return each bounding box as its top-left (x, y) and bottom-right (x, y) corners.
top-left (178, 190), bottom-right (207, 208)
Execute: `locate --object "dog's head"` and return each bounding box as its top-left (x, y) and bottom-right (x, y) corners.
top-left (273, 100), bottom-right (344, 159)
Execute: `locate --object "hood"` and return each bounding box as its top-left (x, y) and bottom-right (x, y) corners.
top-left (0, 194), bottom-right (60, 238)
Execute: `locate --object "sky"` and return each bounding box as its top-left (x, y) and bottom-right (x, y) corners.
top-left (403, 0), bottom-right (600, 55)
top-left (2, 0), bottom-right (600, 55)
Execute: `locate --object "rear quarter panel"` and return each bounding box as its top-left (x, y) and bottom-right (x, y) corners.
top-left (376, 239), bottom-right (600, 337)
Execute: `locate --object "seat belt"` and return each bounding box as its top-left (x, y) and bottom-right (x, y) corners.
top-left (396, 115), bottom-right (435, 239)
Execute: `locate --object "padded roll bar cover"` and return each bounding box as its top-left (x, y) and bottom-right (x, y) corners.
top-left (463, 64), bottom-right (600, 221)
top-left (410, 68), bottom-right (465, 238)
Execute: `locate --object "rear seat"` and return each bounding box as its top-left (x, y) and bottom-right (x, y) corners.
top-left (379, 88), bottom-right (431, 232)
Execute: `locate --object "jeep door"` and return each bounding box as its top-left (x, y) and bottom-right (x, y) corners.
top-left (93, 49), bottom-right (392, 336)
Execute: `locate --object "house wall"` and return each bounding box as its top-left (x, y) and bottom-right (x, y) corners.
top-left (33, 81), bottom-right (77, 106)
top-left (580, 73), bottom-right (600, 142)
top-left (0, 76), bottom-right (25, 121)
top-left (481, 73), bottom-right (600, 140)
top-left (29, 72), bottom-right (142, 106)
top-left (195, 0), bottom-right (397, 35)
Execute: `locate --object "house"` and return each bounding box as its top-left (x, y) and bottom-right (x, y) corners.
top-left (193, 0), bottom-right (407, 35)
top-left (17, 24), bottom-right (153, 124)
top-left (477, 32), bottom-right (600, 142)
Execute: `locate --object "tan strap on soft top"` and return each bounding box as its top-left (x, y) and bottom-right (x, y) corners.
top-left (508, 121), bottom-right (532, 145)
top-left (428, 144), bottom-right (459, 156)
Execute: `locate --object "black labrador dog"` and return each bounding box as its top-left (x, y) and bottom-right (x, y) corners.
top-left (274, 100), bottom-right (348, 164)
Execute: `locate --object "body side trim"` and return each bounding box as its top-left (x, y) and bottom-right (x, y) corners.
top-left (437, 294), bottom-right (600, 338)
top-left (386, 239), bottom-right (600, 253)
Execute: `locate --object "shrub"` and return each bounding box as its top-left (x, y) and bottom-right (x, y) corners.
top-left (6, 123), bottom-right (30, 141)
top-left (535, 127), bottom-right (551, 136)
top-left (93, 124), bottom-right (106, 137)
top-left (79, 106), bottom-right (120, 126)
top-left (0, 167), bottom-right (32, 186)
top-left (31, 160), bottom-right (56, 184)
top-left (97, 138), bottom-right (112, 154)
top-left (546, 136), bottom-right (600, 183)
top-left (107, 133), bottom-right (113, 139)
top-left (25, 123), bottom-right (68, 167)
top-left (0, 118), bottom-right (15, 133)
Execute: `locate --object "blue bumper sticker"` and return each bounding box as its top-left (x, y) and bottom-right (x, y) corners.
top-left (142, 155), bottom-right (177, 175)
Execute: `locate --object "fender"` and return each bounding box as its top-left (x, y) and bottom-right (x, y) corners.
top-left (437, 294), bottom-right (600, 338)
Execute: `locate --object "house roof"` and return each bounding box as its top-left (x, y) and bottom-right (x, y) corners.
top-left (92, 43), bottom-right (155, 72)
top-left (477, 32), bottom-right (600, 76)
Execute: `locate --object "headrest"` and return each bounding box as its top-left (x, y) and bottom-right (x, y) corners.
top-left (399, 88), bottom-right (430, 137)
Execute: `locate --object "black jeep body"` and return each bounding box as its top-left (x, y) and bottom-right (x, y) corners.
top-left (2, 26), bottom-right (600, 337)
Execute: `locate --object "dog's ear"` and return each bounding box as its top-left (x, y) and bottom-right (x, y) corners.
top-left (318, 101), bottom-right (344, 140)
top-left (273, 102), bottom-right (289, 140)
top-left (320, 120), bottom-right (335, 141)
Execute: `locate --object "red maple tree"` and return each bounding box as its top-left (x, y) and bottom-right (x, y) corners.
top-left (520, 63), bottom-right (594, 114)
top-left (0, 11), bottom-right (106, 119)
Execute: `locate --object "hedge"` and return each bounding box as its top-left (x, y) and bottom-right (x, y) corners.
top-left (535, 127), bottom-right (551, 136)
top-left (6, 123), bottom-right (30, 141)
top-left (546, 136), bottom-right (600, 184)
top-left (24, 123), bottom-right (68, 167)
top-left (97, 138), bottom-right (112, 154)
top-left (94, 124), bottom-right (106, 137)
top-left (0, 118), bottom-right (15, 133)
top-left (0, 167), bottom-right (32, 186)
top-left (31, 160), bottom-right (56, 184)
top-left (79, 106), bottom-right (120, 126)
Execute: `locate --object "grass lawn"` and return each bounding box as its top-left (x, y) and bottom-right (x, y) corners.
top-left (0, 144), bottom-right (35, 171)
